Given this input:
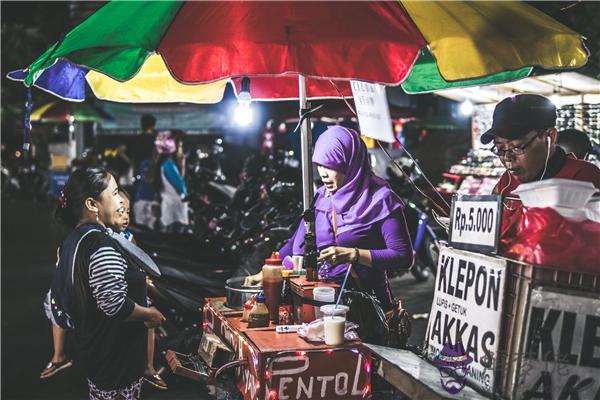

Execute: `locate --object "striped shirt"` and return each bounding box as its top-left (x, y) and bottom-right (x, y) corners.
top-left (89, 247), bottom-right (128, 316)
top-left (71, 230), bottom-right (148, 390)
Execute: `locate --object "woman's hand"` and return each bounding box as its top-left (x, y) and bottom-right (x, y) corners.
top-left (318, 246), bottom-right (358, 266)
top-left (243, 272), bottom-right (263, 287)
top-left (144, 306), bottom-right (166, 328)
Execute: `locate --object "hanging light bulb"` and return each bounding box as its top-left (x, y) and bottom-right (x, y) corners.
top-left (460, 99), bottom-right (473, 116)
top-left (235, 77), bottom-right (253, 126)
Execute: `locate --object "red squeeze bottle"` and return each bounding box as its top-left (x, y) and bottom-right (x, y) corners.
top-left (262, 252), bottom-right (283, 322)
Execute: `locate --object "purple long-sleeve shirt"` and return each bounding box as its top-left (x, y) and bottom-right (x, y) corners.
top-left (279, 207), bottom-right (414, 309)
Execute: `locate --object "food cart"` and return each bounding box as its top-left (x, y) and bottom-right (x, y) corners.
top-left (167, 278), bottom-right (374, 400)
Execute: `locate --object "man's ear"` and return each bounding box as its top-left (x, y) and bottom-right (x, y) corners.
top-left (547, 128), bottom-right (558, 146)
top-left (84, 197), bottom-right (98, 214)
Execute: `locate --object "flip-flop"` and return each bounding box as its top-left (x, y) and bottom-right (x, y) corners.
top-left (143, 373), bottom-right (168, 390)
top-left (40, 359), bottom-right (73, 379)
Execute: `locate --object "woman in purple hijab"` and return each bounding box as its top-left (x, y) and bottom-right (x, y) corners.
top-left (279, 126), bottom-right (414, 310)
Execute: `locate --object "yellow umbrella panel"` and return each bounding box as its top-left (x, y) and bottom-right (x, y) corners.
top-left (85, 54), bottom-right (228, 104)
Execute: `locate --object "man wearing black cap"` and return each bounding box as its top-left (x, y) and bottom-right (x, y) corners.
top-left (482, 94), bottom-right (600, 230)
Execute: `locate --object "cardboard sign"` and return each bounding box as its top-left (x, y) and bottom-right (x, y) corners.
top-left (515, 288), bottom-right (600, 400)
top-left (449, 195), bottom-right (503, 254)
top-left (350, 80), bottom-right (395, 143)
top-left (425, 247), bottom-right (507, 394)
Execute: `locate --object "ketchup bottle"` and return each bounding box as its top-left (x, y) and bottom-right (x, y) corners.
top-left (262, 252), bottom-right (283, 321)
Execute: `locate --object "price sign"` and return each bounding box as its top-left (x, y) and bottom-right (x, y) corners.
top-left (448, 195), bottom-right (503, 254)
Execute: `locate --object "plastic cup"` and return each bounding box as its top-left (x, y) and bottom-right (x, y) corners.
top-left (313, 286), bottom-right (336, 319)
top-left (320, 304), bottom-right (349, 346)
top-left (292, 256), bottom-right (304, 271)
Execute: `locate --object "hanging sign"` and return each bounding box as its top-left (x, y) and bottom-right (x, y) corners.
top-left (425, 246), bottom-right (507, 394)
top-left (448, 194), bottom-right (503, 254)
top-left (515, 288), bottom-right (600, 400)
top-left (350, 80), bottom-right (395, 143)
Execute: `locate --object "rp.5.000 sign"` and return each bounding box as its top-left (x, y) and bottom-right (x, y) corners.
top-left (448, 195), bottom-right (503, 254)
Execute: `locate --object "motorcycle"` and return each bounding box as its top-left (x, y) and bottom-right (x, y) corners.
top-left (384, 151), bottom-right (446, 282)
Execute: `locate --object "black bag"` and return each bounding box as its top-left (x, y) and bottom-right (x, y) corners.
top-left (385, 299), bottom-right (412, 349)
top-left (343, 290), bottom-right (411, 348)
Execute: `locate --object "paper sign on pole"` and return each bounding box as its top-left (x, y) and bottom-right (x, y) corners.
top-left (350, 80), bottom-right (395, 143)
top-left (425, 246), bottom-right (507, 394)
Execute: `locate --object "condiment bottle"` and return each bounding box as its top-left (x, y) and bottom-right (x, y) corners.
top-left (247, 292), bottom-right (270, 328)
top-left (278, 270), bottom-right (292, 325)
top-left (262, 252), bottom-right (283, 321)
top-left (240, 295), bottom-right (255, 322)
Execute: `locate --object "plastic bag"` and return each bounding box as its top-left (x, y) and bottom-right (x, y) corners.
top-left (297, 319), bottom-right (360, 343)
top-left (502, 207), bottom-right (600, 273)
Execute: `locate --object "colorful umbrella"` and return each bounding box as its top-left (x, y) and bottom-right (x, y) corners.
top-left (9, 1), bottom-right (588, 102)
top-left (30, 101), bottom-right (112, 123)
top-left (8, 1), bottom-right (589, 211)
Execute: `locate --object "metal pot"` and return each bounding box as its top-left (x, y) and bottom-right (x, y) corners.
top-left (225, 277), bottom-right (262, 310)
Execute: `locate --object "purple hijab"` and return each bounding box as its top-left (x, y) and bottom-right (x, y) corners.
top-left (312, 126), bottom-right (402, 235)
top-left (311, 126), bottom-right (402, 280)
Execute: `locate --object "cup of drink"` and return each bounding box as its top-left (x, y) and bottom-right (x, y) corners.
top-left (320, 304), bottom-right (349, 346)
top-left (292, 255), bottom-right (304, 271)
top-left (313, 286), bottom-right (335, 319)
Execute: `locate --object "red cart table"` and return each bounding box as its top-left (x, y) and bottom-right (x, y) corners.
top-left (201, 297), bottom-right (372, 400)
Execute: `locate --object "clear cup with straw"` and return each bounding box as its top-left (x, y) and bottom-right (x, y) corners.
top-left (320, 304), bottom-right (349, 345)
top-left (320, 264), bottom-right (354, 345)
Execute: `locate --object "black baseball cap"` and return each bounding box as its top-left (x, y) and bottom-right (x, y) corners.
top-left (480, 94), bottom-right (557, 144)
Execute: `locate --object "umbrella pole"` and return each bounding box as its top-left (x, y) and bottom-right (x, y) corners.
top-left (298, 75), bottom-right (315, 212)
top-left (299, 75), bottom-right (318, 281)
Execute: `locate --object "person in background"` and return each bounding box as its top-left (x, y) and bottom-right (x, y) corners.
top-left (170, 130), bottom-right (187, 178)
top-left (280, 126), bottom-right (414, 311)
top-left (557, 128), bottom-right (593, 160)
top-left (481, 94), bottom-right (600, 235)
top-left (133, 151), bottom-right (160, 231)
top-left (133, 114), bottom-right (158, 176)
top-left (152, 132), bottom-right (189, 232)
top-left (50, 167), bottom-right (164, 399)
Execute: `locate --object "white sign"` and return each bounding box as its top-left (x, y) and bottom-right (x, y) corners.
top-left (350, 80), bottom-right (395, 143)
top-left (425, 247), bottom-right (507, 394)
top-left (449, 195), bottom-right (502, 254)
top-left (515, 289), bottom-right (600, 400)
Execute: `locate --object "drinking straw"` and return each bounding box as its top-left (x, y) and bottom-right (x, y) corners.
top-left (334, 264), bottom-right (352, 309)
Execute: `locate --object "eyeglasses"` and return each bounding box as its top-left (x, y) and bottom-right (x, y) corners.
top-left (490, 131), bottom-right (544, 157)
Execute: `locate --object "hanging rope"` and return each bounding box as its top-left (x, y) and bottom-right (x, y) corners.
top-left (22, 34), bottom-right (66, 152)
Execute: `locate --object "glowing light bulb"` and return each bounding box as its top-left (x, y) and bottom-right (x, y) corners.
top-left (235, 77), bottom-right (253, 127)
top-left (235, 99), bottom-right (253, 126)
top-left (460, 100), bottom-right (473, 116)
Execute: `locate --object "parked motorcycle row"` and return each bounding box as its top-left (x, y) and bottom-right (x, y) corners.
top-left (1, 153), bottom-right (50, 203)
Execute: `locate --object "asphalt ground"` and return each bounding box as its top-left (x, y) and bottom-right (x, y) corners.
top-left (1, 198), bottom-right (434, 399)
